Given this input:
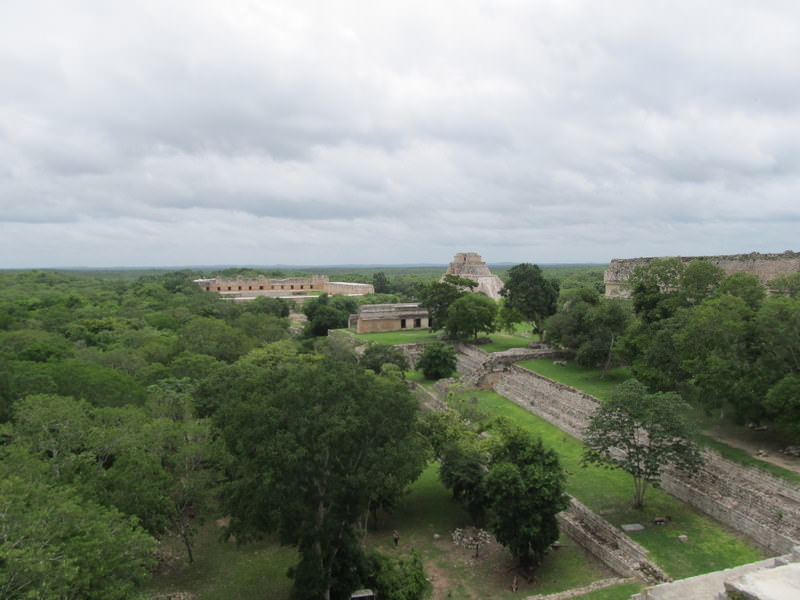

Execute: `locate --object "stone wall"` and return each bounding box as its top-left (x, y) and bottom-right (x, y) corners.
top-left (457, 351), bottom-right (800, 555)
top-left (558, 498), bottom-right (670, 584)
top-left (396, 343), bottom-right (426, 370)
top-left (604, 251), bottom-right (800, 298)
top-left (194, 274), bottom-right (373, 296)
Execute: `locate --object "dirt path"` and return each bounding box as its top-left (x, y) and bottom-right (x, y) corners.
top-left (702, 429), bottom-right (800, 473)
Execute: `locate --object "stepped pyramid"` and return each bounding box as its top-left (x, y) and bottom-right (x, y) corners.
top-left (443, 252), bottom-right (504, 300)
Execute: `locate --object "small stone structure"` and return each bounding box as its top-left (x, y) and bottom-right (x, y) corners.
top-left (443, 252), bottom-right (505, 300)
top-left (194, 274), bottom-right (373, 298)
top-left (604, 251), bottom-right (800, 298)
top-left (349, 303), bottom-right (430, 334)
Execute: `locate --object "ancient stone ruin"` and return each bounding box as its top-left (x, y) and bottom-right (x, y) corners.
top-left (604, 250), bottom-right (800, 298)
top-left (194, 274), bottom-right (373, 299)
top-left (443, 252), bottom-right (505, 300)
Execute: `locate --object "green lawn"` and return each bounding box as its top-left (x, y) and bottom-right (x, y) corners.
top-left (517, 359), bottom-right (632, 401)
top-left (150, 463), bottom-right (616, 600)
top-left (348, 329), bottom-right (440, 345)
top-left (454, 387), bottom-right (765, 579)
top-left (147, 523), bottom-right (296, 599)
top-left (480, 326), bottom-right (539, 353)
top-left (371, 464), bottom-right (616, 600)
top-left (519, 360), bottom-right (800, 483)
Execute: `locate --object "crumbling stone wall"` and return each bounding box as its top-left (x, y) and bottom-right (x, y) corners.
top-left (604, 251), bottom-right (800, 298)
top-left (395, 343), bottom-right (426, 370)
top-left (457, 352), bottom-right (800, 555)
top-left (558, 498), bottom-right (670, 584)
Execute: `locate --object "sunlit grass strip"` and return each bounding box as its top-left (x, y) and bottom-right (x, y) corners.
top-left (519, 360), bottom-right (800, 483)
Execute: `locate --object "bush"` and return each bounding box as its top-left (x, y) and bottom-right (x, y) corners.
top-left (366, 550), bottom-right (429, 600)
top-left (417, 342), bottom-right (456, 380)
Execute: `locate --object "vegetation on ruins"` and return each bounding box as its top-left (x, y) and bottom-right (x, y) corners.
top-left (615, 259), bottom-right (800, 433)
top-left (499, 263), bottom-right (560, 334)
top-left (582, 379), bottom-right (702, 509)
top-left (359, 342), bottom-right (410, 376)
top-left (417, 341), bottom-right (457, 380)
top-left (216, 357), bottom-right (427, 600)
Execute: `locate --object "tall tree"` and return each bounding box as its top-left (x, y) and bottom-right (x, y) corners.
top-left (675, 295), bottom-right (758, 420)
top-left (417, 341), bottom-right (457, 380)
top-left (417, 275), bottom-right (476, 330)
top-left (499, 263), bottom-right (559, 333)
top-left (217, 358), bottom-right (425, 600)
top-left (544, 288), bottom-right (630, 369)
top-left (445, 294), bottom-right (497, 341)
top-left (483, 422), bottom-right (568, 567)
top-left (583, 379), bottom-right (702, 508)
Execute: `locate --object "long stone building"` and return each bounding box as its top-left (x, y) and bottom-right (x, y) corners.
top-left (194, 274), bottom-right (373, 298)
top-left (604, 250), bottom-right (800, 298)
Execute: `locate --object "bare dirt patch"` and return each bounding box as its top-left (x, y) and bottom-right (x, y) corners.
top-left (702, 426), bottom-right (800, 474)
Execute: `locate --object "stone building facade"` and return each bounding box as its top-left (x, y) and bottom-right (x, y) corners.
top-left (604, 251), bottom-right (800, 298)
top-left (194, 274), bottom-right (374, 298)
top-left (443, 252), bottom-right (505, 300)
top-left (349, 303), bottom-right (430, 334)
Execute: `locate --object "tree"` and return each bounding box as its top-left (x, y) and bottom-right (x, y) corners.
top-left (304, 304), bottom-right (349, 337)
top-left (629, 258), bottom-right (685, 323)
top-left (217, 358), bottom-right (425, 600)
top-left (765, 375), bottom-right (800, 440)
top-left (372, 271), bottom-right (390, 294)
top-left (483, 422), bottom-right (568, 568)
top-left (544, 288), bottom-right (630, 369)
top-left (417, 275), bottom-right (476, 331)
top-left (417, 342), bottom-right (457, 380)
top-left (674, 295), bottom-right (758, 420)
top-left (583, 379), bottom-right (702, 508)
top-left (499, 263), bottom-right (559, 333)
top-left (679, 260), bottom-right (725, 306)
top-left (0, 472), bottom-right (156, 600)
top-left (445, 294), bottom-right (497, 341)
top-left (360, 343), bottom-right (409, 375)
top-left (439, 441), bottom-right (488, 522)
top-left (768, 273), bottom-right (800, 299)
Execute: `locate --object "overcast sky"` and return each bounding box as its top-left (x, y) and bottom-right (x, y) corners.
top-left (2, 0), bottom-right (799, 268)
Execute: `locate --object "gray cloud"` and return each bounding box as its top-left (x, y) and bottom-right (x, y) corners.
top-left (1, 0), bottom-right (800, 267)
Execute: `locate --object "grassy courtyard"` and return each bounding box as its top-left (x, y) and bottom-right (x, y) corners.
top-left (444, 385), bottom-right (765, 580)
top-left (149, 463), bottom-right (621, 600)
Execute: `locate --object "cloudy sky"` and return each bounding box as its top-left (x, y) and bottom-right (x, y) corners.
top-left (2, 0), bottom-right (799, 268)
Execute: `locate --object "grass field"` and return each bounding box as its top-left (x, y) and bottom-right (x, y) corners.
top-left (519, 360), bottom-right (800, 483)
top-left (453, 387), bottom-right (765, 579)
top-left (346, 329), bottom-right (440, 345)
top-left (149, 464), bottom-right (619, 600)
top-left (348, 325), bottom-right (535, 352)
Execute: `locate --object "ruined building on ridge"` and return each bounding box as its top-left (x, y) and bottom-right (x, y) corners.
top-left (443, 252), bottom-right (505, 300)
top-left (604, 250), bottom-right (800, 298)
top-left (194, 274), bottom-right (373, 299)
